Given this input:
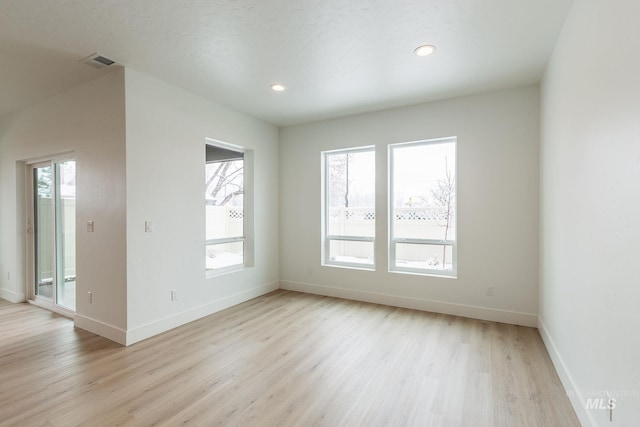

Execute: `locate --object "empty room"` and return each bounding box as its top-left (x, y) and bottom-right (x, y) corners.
top-left (0, 0), bottom-right (638, 426)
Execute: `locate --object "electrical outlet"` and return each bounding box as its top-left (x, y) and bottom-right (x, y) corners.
top-left (171, 290), bottom-right (177, 301)
top-left (486, 286), bottom-right (495, 296)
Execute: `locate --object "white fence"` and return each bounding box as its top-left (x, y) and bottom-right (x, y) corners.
top-left (328, 207), bottom-right (454, 264)
top-left (204, 205), bottom-right (455, 267)
top-left (36, 198), bottom-right (76, 282)
top-left (205, 205), bottom-right (243, 240)
top-left (205, 206), bottom-right (244, 265)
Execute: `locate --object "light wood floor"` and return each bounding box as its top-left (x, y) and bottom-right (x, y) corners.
top-left (0, 290), bottom-right (579, 426)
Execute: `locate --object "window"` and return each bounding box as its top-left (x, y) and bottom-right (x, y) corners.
top-left (205, 141), bottom-right (251, 273)
top-left (322, 147), bottom-right (375, 268)
top-left (389, 137), bottom-right (457, 276)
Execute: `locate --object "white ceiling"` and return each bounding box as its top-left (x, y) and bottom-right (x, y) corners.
top-left (0, 0), bottom-right (572, 126)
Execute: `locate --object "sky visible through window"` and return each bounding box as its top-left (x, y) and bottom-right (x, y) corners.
top-left (327, 143), bottom-right (455, 209)
top-left (393, 142), bottom-right (455, 208)
top-left (327, 150), bottom-right (375, 209)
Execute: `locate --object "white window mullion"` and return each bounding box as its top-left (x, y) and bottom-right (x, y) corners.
top-left (327, 235), bottom-right (375, 242)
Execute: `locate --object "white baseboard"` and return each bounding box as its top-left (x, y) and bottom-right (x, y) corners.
top-left (538, 317), bottom-right (595, 427)
top-left (74, 314), bottom-right (127, 346)
top-left (0, 287), bottom-right (26, 303)
top-left (125, 280), bottom-right (279, 346)
top-left (280, 280), bottom-right (537, 327)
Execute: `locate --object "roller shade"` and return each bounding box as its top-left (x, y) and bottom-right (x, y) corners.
top-left (206, 144), bottom-right (244, 163)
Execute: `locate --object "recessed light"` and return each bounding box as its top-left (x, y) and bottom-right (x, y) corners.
top-left (270, 83), bottom-right (286, 92)
top-left (414, 44), bottom-right (436, 57)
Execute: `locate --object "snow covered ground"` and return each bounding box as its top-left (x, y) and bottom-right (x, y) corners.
top-left (206, 252), bottom-right (243, 270)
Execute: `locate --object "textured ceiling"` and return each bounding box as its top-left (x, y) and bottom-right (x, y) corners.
top-left (0, 0), bottom-right (572, 126)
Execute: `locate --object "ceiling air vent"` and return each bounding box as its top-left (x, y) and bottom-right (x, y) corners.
top-left (79, 53), bottom-right (118, 69)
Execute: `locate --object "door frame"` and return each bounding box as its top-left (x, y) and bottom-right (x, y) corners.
top-left (26, 154), bottom-right (76, 318)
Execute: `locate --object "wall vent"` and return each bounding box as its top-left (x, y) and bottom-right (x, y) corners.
top-left (79, 53), bottom-right (118, 69)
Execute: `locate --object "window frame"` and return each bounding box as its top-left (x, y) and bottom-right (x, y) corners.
top-left (322, 146), bottom-right (376, 270)
top-left (388, 137), bottom-right (457, 278)
top-left (205, 138), bottom-right (253, 277)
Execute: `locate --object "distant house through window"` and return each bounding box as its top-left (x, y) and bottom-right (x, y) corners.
top-left (205, 141), bottom-right (251, 273)
top-left (322, 146), bottom-right (376, 269)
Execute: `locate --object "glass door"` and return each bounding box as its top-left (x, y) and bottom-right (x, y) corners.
top-left (33, 164), bottom-right (54, 300)
top-left (30, 159), bottom-right (76, 313)
top-left (54, 160), bottom-right (76, 311)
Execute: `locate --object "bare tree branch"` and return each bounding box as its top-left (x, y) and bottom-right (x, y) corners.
top-left (205, 159), bottom-right (244, 206)
top-left (431, 160), bottom-right (455, 267)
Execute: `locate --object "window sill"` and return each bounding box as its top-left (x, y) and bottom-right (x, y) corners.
top-left (206, 264), bottom-right (246, 278)
top-left (322, 262), bottom-right (375, 272)
top-left (388, 267), bottom-right (457, 279)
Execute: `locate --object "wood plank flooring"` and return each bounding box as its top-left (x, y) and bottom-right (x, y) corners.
top-left (0, 290), bottom-right (579, 426)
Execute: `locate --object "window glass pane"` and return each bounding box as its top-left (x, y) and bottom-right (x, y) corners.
top-left (392, 142), bottom-right (456, 241)
top-left (206, 242), bottom-right (243, 271)
top-left (205, 159), bottom-right (244, 240)
top-left (395, 243), bottom-right (453, 272)
top-left (329, 240), bottom-right (374, 266)
top-left (55, 160), bottom-right (76, 311)
top-left (326, 150), bottom-right (375, 238)
top-left (34, 165), bottom-right (53, 298)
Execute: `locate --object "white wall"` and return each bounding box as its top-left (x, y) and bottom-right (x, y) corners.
top-left (280, 86), bottom-right (540, 326)
top-left (123, 69), bottom-right (280, 344)
top-left (540, 0), bottom-right (640, 425)
top-left (0, 70), bottom-right (128, 338)
top-left (0, 67), bottom-right (279, 346)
